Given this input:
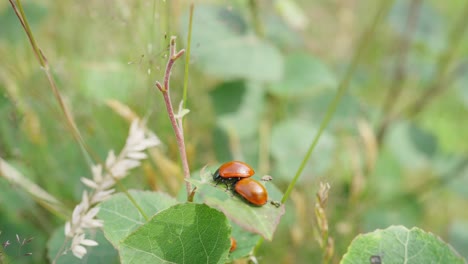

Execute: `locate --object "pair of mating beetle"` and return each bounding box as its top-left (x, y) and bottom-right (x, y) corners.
top-left (212, 161), bottom-right (268, 206)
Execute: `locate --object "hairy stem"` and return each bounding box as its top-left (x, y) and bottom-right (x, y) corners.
top-left (156, 37), bottom-right (191, 198)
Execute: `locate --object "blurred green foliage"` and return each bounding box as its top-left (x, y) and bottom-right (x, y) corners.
top-left (342, 226), bottom-right (465, 263)
top-left (1, 0), bottom-right (468, 263)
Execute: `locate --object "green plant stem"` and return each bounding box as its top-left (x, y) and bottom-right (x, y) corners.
top-left (376, 0), bottom-right (421, 144)
top-left (281, 0), bottom-right (395, 205)
top-left (249, 0), bottom-right (270, 173)
top-left (403, 1), bottom-right (468, 118)
top-left (151, 0), bottom-right (157, 52)
top-left (12, 0), bottom-right (44, 66)
top-left (165, 0), bottom-right (172, 37)
top-left (0, 158), bottom-right (70, 218)
top-left (385, 157), bottom-right (468, 207)
top-left (9, 0), bottom-right (92, 166)
top-left (253, 0), bottom-right (396, 256)
top-left (117, 181), bottom-right (149, 220)
top-left (10, 0), bottom-right (149, 229)
top-left (376, 1), bottom-right (468, 146)
top-left (249, 0), bottom-right (265, 38)
top-left (182, 3), bottom-right (194, 109)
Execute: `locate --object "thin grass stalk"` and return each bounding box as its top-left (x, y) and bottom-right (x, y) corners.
top-left (9, 0), bottom-right (92, 166)
top-left (376, 0), bottom-right (421, 144)
top-left (253, 0), bottom-right (396, 256)
top-left (9, 0), bottom-right (148, 222)
top-left (182, 3), bottom-right (194, 109)
top-left (281, 0), bottom-right (396, 205)
top-left (403, 1), bottom-right (468, 117)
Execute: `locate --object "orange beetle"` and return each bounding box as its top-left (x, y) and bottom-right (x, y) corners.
top-left (234, 178), bottom-right (268, 206)
top-left (230, 237), bottom-right (237, 252)
top-left (213, 161), bottom-right (255, 186)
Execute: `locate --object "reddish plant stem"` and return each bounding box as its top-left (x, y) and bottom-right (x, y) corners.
top-left (156, 37), bottom-right (191, 198)
top-left (162, 88), bottom-right (191, 197)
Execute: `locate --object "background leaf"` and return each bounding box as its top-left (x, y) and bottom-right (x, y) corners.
top-left (268, 52), bottom-right (337, 97)
top-left (180, 4), bottom-right (284, 81)
top-left (341, 225), bottom-right (465, 264)
top-left (449, 221), bottom-right (468, 260)
top-left (385, 121), bottom-right (437, 169)
top-left (228, 222), bottom-right (260, 261)
top-left (47, 226), bottom-right (118, 264)
top-left (270, 119), bottom-right (335, 181)
top-left (2, 1), bottom-right (468, 263)
top-left (388, 0), bottom-right (446, 52)
top-left (0, 2), bottom-right (47, 43)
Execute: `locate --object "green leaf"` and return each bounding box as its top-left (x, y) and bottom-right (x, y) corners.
top-left (341, 226), bottom-right (465, 264)
top-left (408, 123), bottom-right (438, 157)
top-left (228, 222), bottom-right (260, 261)
top-left (217, 81), bottom-right (264, 138)
top-left (388, 0), bottom-right (446, 52)
top-left (274, 0), bottom-right (308, 30)
top-left (0, 204), bottom-right (49, 263)
top-left (47, 226), bottom-right (118, 264)
top-left (98, 190), bottom-right (178, 246)
top-left (264, 14), bottom-right (302, 50)
top-left (270, 119), bottom-right (335, 181)
top-left (0, 3), bottom-right (48, 43)
top-left (362, 200), bottom-right (422, 232)
top-left (180, 5), bottom-right (284, 81)
top-left (447, 164), bottom-right (468, 199)
top-left (80, 61), bottom-right (140, 101)
top-left (210, 82), bottom-right (265, 162)
top-left (212, 126), bottom-right (233, 162)
top-left (419, 93), bottom-right (468, 154)
top-left (386, 121), bottom-right (437, 169)
top-left (268, 52), bottom-right (336, 97)
top-left (119, 203), bottom-right (231, 264)
top-left (0, 158), bottom-right (69, 216)
top-left (198, 37), bottom-right (284, 81)
top-left (456, 73), bottom-right (468, 109)
top-left (297, 90), bottom-right (362, 129)
top-left (187, 173), bottom-right (285, 241)
top-left (368, 150), bottom-right (403, 200)
top-left (449, 221), bottom-right (468, 260)
top-left (210, 80), bottom-right (246, 115)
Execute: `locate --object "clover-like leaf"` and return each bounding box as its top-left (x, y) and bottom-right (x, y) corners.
top-left (341, 225), bottom-right (465, 264)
